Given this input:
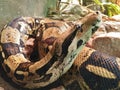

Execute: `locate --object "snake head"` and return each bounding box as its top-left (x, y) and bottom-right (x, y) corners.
top-left (72, 11), bottom-right (102, 49)
top-left (80, 11), bottom-right (101, 25)
top-left (75, 11), bottom-right (102, 38)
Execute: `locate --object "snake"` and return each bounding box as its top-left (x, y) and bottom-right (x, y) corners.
top-left (0, 11), bottom-right (102, 89)
top-left (59, 46), bottom-right (120, 90)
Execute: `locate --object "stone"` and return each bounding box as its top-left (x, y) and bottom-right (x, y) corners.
top-left (89, 32), bottom-right (120, 58)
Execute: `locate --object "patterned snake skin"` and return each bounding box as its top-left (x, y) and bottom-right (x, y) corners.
top-left (0, 11), bottom-right (114, 90)
top-left (60, 46), bottom-right (120, 90)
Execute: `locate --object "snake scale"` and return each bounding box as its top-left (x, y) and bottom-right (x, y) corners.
top-left (0, 11), bottom-right (119, 90)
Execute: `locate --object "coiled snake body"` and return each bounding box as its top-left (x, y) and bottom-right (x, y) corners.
top-left (0, 11), bottom-right (112, 89)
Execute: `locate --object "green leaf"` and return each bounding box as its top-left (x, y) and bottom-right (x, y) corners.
top-left (93, 0), bottom-right (102, 5)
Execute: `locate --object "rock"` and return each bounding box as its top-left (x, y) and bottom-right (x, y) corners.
top-left (112, 14), bottom-right (120, 21)
top-left (88, 32), bottom-right (120, 58)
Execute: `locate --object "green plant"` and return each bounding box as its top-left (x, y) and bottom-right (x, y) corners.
top-left (93, 0), bottom-right (120, 16)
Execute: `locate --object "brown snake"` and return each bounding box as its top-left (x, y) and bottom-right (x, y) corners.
top-left (0, 12), bottom-right (104, 89)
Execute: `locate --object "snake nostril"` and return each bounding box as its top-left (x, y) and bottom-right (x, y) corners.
top-left (96, 11), bottom-right (99, 14)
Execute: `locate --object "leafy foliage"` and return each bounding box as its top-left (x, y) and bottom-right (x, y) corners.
top-left (93, 0), bottom-right (120, 16)
top-left (47, 0), bottom-right (92, 20)
top-left (46, 0), bottom-right (120, 19)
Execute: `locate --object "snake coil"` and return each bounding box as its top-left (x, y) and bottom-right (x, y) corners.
top-left (0, 12), bottom-right (101, 89)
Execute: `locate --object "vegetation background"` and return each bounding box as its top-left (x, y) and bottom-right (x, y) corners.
top-left (0, 0), bottom-right (120, 29)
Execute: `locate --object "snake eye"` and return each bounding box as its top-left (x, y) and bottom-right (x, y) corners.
top-left (76, 24), bottom-right (81, 28)
top-left (76, 24), bottom-right (83, 32)
top-left (96, 11), bottom-right (99, 14)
